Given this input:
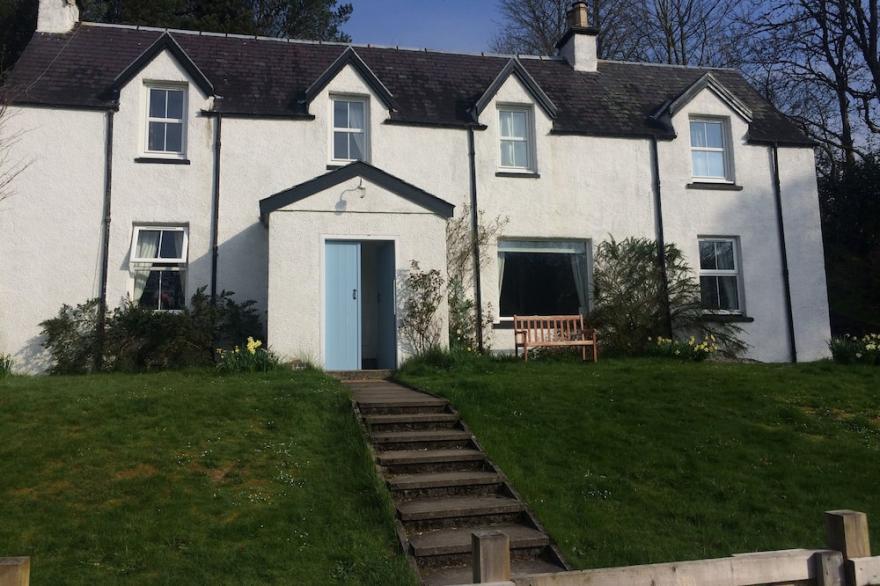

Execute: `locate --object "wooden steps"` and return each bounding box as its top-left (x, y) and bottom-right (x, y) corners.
top-left (348, 379), bottom-right (566, 585)
top-left (410, 523), bottom-right (549, 557)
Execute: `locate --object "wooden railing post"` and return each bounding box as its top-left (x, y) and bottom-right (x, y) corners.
top-left (472, 530), bottom-right (510, 583)
top-left (826, 510), bottom-right (871, 559)
top-left (0, 557), bottom-right (30, 586)
top-left (826, 510), bottom-right (871, 586)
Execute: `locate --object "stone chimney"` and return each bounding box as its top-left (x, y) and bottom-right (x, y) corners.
top-left (555, 1), bottom-right (598, 73)
top-left (37, 0), bottom-right (79, 34)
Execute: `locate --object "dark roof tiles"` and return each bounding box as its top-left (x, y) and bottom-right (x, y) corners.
top-left (1, 23), bottom-right (809, 145)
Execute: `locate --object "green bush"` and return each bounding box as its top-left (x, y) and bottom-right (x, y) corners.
top-left (40, 288), bottom-right (265, 374)
top-left (216, 337), bottom-right (282, 373)
top-left (0, 354), bottom-right (12, 376)
top-left (829, 333), bottom-right (880, 365)
top-left (590, 236), bottom-right (745, 358)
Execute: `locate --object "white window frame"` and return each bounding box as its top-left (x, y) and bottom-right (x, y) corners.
top-left (129, 225), bottom-right (189, 312)
top-left (698, 237), bottom-right (744, 315)
top-left (143, 83), bottom-right (188, 158)
top-left (330, 95), bottom-right (370, 164)
top-left (689, 117), bottom-right (734, 183)
top-left (130, 226), bottom-right (189, 263)
top-left (497, 105), bottom-right (535, 172)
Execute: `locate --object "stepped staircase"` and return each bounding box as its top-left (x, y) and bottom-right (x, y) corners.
top-left (345, 378), bottom-right (567, 585)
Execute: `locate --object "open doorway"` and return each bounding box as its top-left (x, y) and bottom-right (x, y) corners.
top-left (324, 240), bottom-right (396, 371)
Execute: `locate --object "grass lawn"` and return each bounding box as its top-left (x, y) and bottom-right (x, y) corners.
top-left (397, 357), bottom-right (880, 569)
top-left (0, 370), bottom-right (415, 585)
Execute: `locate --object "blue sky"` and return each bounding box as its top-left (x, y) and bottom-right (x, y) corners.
top-left (346, 0), bottom-right (499, 53)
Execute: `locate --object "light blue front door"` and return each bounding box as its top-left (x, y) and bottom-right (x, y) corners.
top-left (325, 241), bottom-right (361, 370)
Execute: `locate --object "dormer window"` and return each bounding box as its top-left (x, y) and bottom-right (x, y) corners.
top-left (332, 96), bottom-right (369, 163)
top-left (689, 117), bottom-right (733, 182)
top-left (498, 106), bottom-right (534, 171)
top-left (145, 84), bottom-right (187, 157)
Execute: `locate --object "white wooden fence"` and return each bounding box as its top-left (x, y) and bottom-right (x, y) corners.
top-left (467, 510), bottom-right (880, 586)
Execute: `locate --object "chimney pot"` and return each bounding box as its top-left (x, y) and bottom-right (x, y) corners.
top-left (566, 1), bottom-right (590, 29)
top-left (37, 0), bottom-right (79, 34)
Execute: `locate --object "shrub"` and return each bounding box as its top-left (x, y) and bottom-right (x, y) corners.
top-left (39, 299), bottom-right (102, 374)
top-left (646, 336), bottom-right (718, 362)
top-left (399, 261), bottom-right (444, 355)
top-left (0, 354), bottom-right (12, 376)
top-left (446, 205), bottom-right (507, 352)
top-left (591, 236), bottom-right (745, 358)
top-left (830, 333), bottom-right (880, 365)
top-left (40, 288), bottom-right (265, 374)
top-left (216, 337), bottom-right (282, 373)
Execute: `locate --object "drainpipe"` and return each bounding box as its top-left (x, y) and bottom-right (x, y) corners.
top-left (94, 107), bottom-right (115, 372)
top-left (210, 113), bottom-right (222, 302)
top-left (771, 144), bottom-right (797, 363)
top-left (650, 136), bottom-right (673, 337)
top-left (467, 126), bottom-right (485, 352)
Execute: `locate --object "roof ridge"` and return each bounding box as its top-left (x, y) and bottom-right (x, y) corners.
top-left (78, 21), bottom-right (564, 62)
top-left (598, 58), bottom-right (738, 73)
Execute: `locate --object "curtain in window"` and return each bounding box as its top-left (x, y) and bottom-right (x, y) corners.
top-left (132, 230), bottom-right (161, 302)
top-left (570, 254), bottom-right (588, 315)
top-left (497, 254), bottom-right (506, 291)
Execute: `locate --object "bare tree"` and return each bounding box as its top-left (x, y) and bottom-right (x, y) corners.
top-left (742, 0), bottom-right (880, 171)
top-left (491, 0), bottom-right (741, 66)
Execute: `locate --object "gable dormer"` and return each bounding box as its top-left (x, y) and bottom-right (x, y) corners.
top-left (110, 33), bottom-right (215, 162)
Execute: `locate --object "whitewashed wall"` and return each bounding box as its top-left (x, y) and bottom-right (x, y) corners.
top-left (0, 54), bottom-right (831, 370)
top-left (105, 50), bottom-right (215, 312)
top-left (0, 107), bottom-right (107, 372)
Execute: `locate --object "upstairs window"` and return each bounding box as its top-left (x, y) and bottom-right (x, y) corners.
top-left (690, 118), bottom-right (732, 181)
top-left (332, 96), bottom-right (368, 162)
top-left (699, 237), bottom-right (742, 313)
top-left (498, 106), bottom-right (533, 170)
top-left (146, 85), bottom-right (186, 156)
top-left (130, 226), bottom-right (188, 311)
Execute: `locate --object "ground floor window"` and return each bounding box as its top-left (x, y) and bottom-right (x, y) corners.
top-left (129, 226), bottom-right (188, 311)
top-left (698, 237), bottom-right (742, 313)
top-left (498, 240), bottom-right (589, 317)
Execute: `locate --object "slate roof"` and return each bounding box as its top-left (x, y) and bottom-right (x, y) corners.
top-left (1, 23), bottom-right (811, 145)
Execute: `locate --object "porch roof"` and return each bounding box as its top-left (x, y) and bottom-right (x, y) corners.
top-left (258, 161), bottom-right (455, 223)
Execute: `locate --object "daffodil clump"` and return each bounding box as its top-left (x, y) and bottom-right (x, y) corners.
top-left (216, 337), bottom-right (281, 373)
top-left (648, 335), bottom-right (719, 362)
top-left (830, 333), bottom-right (880, 365)
top-left (0, 353), bottom-right (12, 377)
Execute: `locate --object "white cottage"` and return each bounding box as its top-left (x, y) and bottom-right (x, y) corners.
top-left (0, 0), bottom-right (831, 372)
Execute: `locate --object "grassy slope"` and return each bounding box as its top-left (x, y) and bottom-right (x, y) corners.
top-left (398, 358), bottom-right (880, 569)
top-left (0, 370), bottom-right (415, 585)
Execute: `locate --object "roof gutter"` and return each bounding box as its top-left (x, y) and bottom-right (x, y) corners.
top-left (771, 143), bottom-right (798, 363)
top-left (467, 126), bottom-right (485, 352)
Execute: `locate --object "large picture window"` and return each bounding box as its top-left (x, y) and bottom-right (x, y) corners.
top-left (699, 237), bottom-right (742, 313)
top-left (130, 226), bottom-right (188, 311)
top-left (498, 240), bottom-right (589, 317)
top-left (146, 85), bottom-right (186, 156)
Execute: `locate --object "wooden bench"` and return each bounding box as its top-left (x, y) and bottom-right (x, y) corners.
top-left (513, 315), bottom-right (598, 362)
